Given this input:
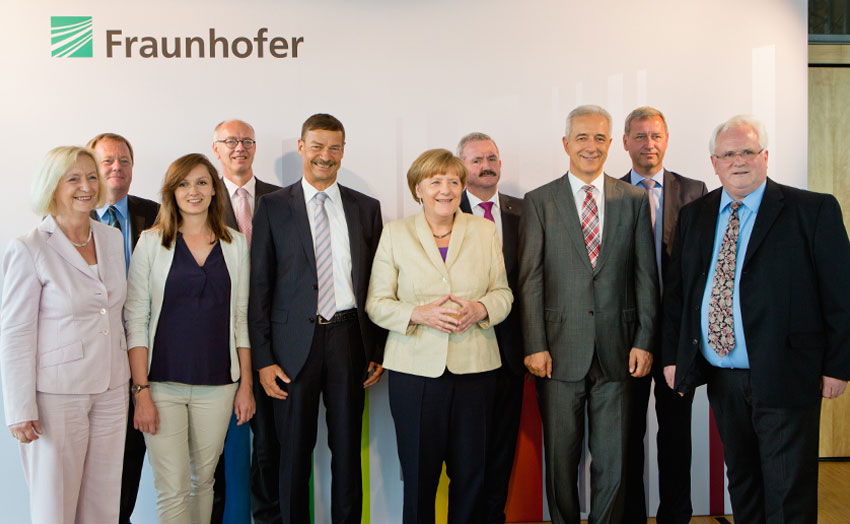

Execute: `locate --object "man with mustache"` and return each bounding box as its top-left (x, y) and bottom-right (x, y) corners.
top-left (519, 105), bottom-right (658, 524)
top-left (457, 132), bottom-right (524, 524)
top-left (87, 132), bottom-right (160, 524)
top-left (619, 107), bottom-right (706, 524)
top-left (249, 114), bottom-right (385, 524)
top-left (210, 119), bottom-right (281, 524)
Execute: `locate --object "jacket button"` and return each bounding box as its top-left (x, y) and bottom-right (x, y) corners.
top-left (100, 308), bottom-right (106, 315)
top-left (309, 317), bottom-right (315, 323)
top-left (102, 329), bottom-right (109, 335)
top-left (312, 284), bottom-right (318, 290)
top-left (691, 339), bottom-right (698, 345)
top-left (588, 311), bottom-right (594, 316)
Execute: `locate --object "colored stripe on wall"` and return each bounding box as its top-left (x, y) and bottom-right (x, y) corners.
top-left (505, 375), bottom-right (544, 522)
top-left (709, 407), bottom-right (725, 515)
top-left (362, 389), bottom-right (371, 524)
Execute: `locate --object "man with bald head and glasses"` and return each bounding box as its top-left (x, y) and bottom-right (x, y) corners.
top-left (663, 115), bottom-right (850, 523)
top-left (211, 119), bottom-right (281, 524)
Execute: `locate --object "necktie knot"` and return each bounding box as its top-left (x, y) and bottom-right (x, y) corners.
top-left (479, 201), bottom-right (495, 222)
top-left (729, 201), bottom-right (742, 212)
top-left (640, 179), bottom-right (656, 191)
top-left (105, 205), bottom-right (121, 231)
top-left (582, 185), bottom-right (595, 197)
top-left (316, 192), bottom-right (329, 206)
top-left (236, 187), bottom-right (250, 200)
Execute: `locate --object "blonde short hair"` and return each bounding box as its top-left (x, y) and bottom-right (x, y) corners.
top-left (31, 146), bottom-right (106, 216)
top-left (406, 149), bottom-right (468, 203)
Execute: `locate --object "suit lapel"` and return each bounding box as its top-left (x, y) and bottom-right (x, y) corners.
top-left (222, 189), bottom-right (238, 230)
top-left (697, 190), bottom-right (722, 268)
top-left (662, 169), bottom-right (680, 254)
top-left (499, 193), bottom-right (518, 274)
top-left (743, 178), bottom-right (783, 267)
top-left (460, 191), bottom-right (472, 214)
top-left (594, 175), bottom-right (621, 274)
top-left (92, 224), bottom-right (114, 289)
top-left (41, 217), bottom-right (100, 282)
top-left (552, 175), bottom-right (593, 272)
top-left (340, 185), bottom-right (363, 289)
top-left (289, 183), bottom-right (317, 269)
top-left (415, 211), bottom-right (450, 280)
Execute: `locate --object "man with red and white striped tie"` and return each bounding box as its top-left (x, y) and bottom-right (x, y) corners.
top-left (248, 113), bottom-right (385, 524)
top-left (519, 105), bottom-right (659, 524)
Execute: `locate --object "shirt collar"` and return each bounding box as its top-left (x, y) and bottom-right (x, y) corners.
top-left (301, 177), bottom-right (341, 204)
top-left (567, 171), bottom-right (604, 198)
top-left (629, 168), bottom-right (664, 188)
top-left (465, 190), bottom-right (499, 211)
top-left (720, 179), bottom-right (767, 214)
top-left (221, 175), bottom-right (257, 200)
top-left (97, 194), bottom-right (129, 219)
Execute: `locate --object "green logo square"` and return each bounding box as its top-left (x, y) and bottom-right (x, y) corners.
top-left (51, 16), bottom-right (93, 58)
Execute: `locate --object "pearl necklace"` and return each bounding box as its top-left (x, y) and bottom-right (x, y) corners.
top-left (69, 228), bottom-right (93, 247)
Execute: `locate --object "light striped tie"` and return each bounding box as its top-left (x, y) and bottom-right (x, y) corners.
top-left (581, 185), bottom-right (601, 268)
top-left (314, 192), bottom-right (336, 320)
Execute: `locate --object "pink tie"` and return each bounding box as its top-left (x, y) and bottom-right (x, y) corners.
top-left (581, 185), bottom-right (601, 268)
top-left (479, 201), bottom-right (495, 222)
top-left (235, 187), bottom-right (253, 244)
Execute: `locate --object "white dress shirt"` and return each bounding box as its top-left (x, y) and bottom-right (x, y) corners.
top-left (301, 178), bottom-right (356, 311)
top-left (567, 171), bottom-right (605, 245)
top-left (221, 175), bottom-right (258, 216)
top-left (465, 190), bottom-right (503, 245)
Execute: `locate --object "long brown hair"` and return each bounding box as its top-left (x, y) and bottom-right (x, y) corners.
top-left (154, 153), bottom-right (232, 248)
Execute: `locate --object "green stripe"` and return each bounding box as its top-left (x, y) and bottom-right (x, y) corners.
top-left (309, 453), bottom-right (315, 524)
top-left (361, 388), bottom-right (370, 524)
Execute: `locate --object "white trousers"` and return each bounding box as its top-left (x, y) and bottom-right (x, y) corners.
top-left (20, 385), bottom-right (128, 524)
top-left (144, 381), bottom-right (237, 524)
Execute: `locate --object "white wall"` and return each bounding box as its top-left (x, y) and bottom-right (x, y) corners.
top-left (0, 0), bottom-right (807, 521)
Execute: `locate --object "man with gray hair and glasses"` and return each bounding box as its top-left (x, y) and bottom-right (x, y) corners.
top-left (619, 107), bottom-right (706, 524)
top-left (211, 119), bottom-right (281, 524)
top-left (519, 105), bottom-right (658, 523)
top-left (663, 115), bottom-right (850, 523)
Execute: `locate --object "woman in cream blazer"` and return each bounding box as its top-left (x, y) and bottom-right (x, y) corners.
top-left (123, 153), bottom-right (253, 524)
top-left (0, 146), bottom-right (130, 524)
top-left (366, 149), bottom-right (512, 524)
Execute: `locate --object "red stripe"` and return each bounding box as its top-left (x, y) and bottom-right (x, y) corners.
top-left (708, 406), bottom-right (725, 515)
top-left (505, 375), bottom-right (544, 522)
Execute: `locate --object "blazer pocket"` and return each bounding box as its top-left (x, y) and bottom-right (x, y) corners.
top-left (787, 332), bottom-right (826, 350)
top-left (271, 308), bottom-right (288, 324)
top-left (544, 309), bottom-right (562, 323)
top-left (622, 308), bottom-right (637, 323)
top-left (38, 340), bottom-right (84, 368)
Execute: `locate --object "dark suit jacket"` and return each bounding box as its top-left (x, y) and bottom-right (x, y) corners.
top-left (90, 194), bottom-right (160, 251)
top-left (620, 169), bottom-right (708, 276)
top-left (460, 190), bottom-right (525, 376)
top-left (249, 181), bottom-right (386, 380)
top-left (519, 174), bottom-right (659, 382)
top-left (222, 177), bottom-right (281, 230)
top-left (663, 178), bottom-right (850, 408)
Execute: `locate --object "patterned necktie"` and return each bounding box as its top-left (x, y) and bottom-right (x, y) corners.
top-left (314, 192), bottom-right (336, 320)
top-left (235, 187), bottom-right (253, 244)
top-left (639, 179), bottom-right (658, 232)
top-left (707, 201), bottom-right (743, 357)
top-left (580, 185), bottom-right (601, 268)
top-left (105, 205), bottom-right (122, 232)
top-left (479, 201), bottom-right (495, 222)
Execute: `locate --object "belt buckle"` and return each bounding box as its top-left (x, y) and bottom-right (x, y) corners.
top-left (317, 314), bottom-right (332, 325)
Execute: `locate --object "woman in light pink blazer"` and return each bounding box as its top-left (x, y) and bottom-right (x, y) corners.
top-left (0, 146), bottom-right (131, 524)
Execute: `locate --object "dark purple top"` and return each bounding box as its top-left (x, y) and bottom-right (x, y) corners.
top-left (148, 236), bottom-right (232, 385)
top-left (438, 246), bottom-right (448, 261)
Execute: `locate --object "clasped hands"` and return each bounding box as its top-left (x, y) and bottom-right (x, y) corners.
top-left (410, 295), bottom-right (488, 334)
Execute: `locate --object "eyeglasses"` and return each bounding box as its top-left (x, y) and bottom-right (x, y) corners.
top-left (215, 138), bottom-right (256, 149)
top-left (714, 149), bottom-right (764, 162)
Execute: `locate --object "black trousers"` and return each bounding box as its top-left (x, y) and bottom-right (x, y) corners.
top-left (251, 368), bottom-right (283, 523)
top-left (273, 318), bottom-right (366, 524)
top-left (118, 383), bottom-right (146, 524)
top-left (622, 360), bottom-right (695, 524)
top-left (483, 367), bottom-right (524, 524)
top-left (707, 368), bottom-right (821, 524)
top-left (389, 368), bottom-right (497, 524)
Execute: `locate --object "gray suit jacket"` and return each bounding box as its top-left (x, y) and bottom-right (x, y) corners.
top-left (519, 174), bottom-right (659, 382)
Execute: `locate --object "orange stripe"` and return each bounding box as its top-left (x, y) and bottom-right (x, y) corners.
top-left (505, 375), bottom-right (544, 522)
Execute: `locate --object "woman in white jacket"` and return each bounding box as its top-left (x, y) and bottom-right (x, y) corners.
top-left (124, 153), bottom-right (254, 524)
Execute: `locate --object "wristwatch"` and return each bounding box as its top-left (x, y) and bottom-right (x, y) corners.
top-left (131, 383), bottom-right (151, 395)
